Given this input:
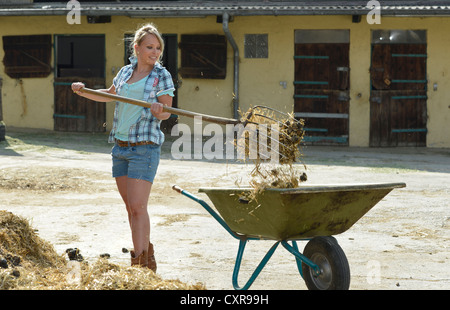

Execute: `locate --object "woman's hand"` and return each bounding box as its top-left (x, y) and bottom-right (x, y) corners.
top-left (70, 83), bottom-right (116, 102)
top-left (150, 102), bottom-right (165, 119)
top-left (71, 82), bottom-right (85, 95)
top-left (151, 94), bottom-right (172, 120)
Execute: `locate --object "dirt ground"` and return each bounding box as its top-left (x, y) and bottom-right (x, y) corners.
top-left (0, 128), bottom-right (449, 290)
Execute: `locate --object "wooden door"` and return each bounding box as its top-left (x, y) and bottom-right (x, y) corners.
top-left (370, 43), bottom-right (427, 146)
top-left (160, 34), bottom-right (178, 134)
top-left (294, 42), bottom-right (350, 145)
top-left (54, 35), bottom-right (106, 132)
top-left (54, 77), bottom-right (106, 132)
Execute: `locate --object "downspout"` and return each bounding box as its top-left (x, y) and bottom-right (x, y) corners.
top-left (0, 76), bottom-right (4, 142)
top-left (222, 12), bottom-right (239, 120)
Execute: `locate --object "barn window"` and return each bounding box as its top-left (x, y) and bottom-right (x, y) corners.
top-left (55, 35), bottom-right (105, 78)
top-left (179, 34), bottom-right (227, 79)
top-left (2, 34), bottom-right (52, 78)
top-left (244, 34), bottom-right (268, 58)
top-left (371, 30), bottom-right (426, 44)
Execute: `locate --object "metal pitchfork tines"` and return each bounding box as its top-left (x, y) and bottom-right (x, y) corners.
top-left (239, 105), bottom-right (305, 164)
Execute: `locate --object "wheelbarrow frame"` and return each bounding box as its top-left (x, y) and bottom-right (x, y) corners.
top-left (173, 186), bottom-right (329, 290)
top-left (172, 182), bottom-right (405, 290)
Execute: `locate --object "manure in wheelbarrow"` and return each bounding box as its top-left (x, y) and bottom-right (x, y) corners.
top-left (250, 164), bottom-right (307, 191)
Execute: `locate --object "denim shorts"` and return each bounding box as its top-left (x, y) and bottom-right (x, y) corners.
top-left (111, 143), bottom-right (161, 183)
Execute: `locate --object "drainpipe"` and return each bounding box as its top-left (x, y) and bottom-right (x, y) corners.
top-left (0, 76), bottom-right (4, 142)
top-left (222, 12), bottom-right (239, 120)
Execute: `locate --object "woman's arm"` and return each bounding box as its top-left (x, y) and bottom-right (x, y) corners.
top-left (71, 82), bottom-right (116, 102)
top-left (151, 94), bottom-right (173, 120)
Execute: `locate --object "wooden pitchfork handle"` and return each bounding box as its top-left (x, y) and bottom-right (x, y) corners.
top-left (79, 87), bottom-right (241, 126)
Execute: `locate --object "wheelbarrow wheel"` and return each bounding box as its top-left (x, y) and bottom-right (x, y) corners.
top-left (302, 236), bottom-right (350, 290)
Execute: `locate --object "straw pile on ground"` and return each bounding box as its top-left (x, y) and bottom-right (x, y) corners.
top-left (0, 210), bottom-right (205, 290)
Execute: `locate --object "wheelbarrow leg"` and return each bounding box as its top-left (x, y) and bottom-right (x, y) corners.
top-left (232, 238), bottom-right (280, 290)
top-left (281, 241), bottom-right (321, 277)
top-left (291, 241), bottom-right (304, 278)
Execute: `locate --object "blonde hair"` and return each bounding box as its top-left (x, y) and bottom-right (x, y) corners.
top-left (131, 23), bottom-right (164, 62)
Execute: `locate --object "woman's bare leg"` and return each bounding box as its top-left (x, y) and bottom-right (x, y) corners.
top-left (115, 176), bottom-right (152, 256)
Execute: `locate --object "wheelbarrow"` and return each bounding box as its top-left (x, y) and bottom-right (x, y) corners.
top-left (172, 182), bottom-right (406, 290)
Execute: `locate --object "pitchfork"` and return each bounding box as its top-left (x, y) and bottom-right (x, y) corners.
top-left (78, 87), bottom-right (303, 161)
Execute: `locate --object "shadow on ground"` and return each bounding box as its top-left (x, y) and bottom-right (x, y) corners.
top-left (1, 127), bottom-right (449, 173)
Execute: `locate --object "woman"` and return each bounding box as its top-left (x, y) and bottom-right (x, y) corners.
top-left (71, 23), bottom-right (175, 272)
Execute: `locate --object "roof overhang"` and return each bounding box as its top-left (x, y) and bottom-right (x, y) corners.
top-left (1, 1), bottom-right (450, 17)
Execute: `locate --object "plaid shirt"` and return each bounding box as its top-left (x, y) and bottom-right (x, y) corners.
top-left (108, 56), bottom-right (175, 145)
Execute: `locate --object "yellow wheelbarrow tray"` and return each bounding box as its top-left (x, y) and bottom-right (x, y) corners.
top-left (173, 182), bottom-right (406, 290)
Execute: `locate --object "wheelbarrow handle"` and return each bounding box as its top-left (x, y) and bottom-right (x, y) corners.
top-left (172, 184), bottom-right (241, 239)
top-left (172, 185), bottom-right (183, 194)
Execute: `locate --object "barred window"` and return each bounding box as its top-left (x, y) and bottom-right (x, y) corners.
top-left (2, 34), bottom-right (52, 78)
top-left (244, 34), bottom-right (268, 59)
top-left (179, 34), bottom-right (227, 79)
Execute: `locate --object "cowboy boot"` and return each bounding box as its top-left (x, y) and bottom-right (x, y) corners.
top-left (130, 250), bottom-right (148, 268)
top-left (148, 242), bottom-right (157, 272)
